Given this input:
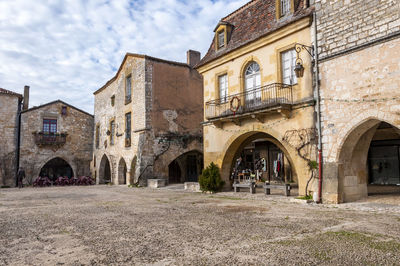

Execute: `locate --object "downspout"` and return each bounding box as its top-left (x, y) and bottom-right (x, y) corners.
top-left (313, 11), bottom-right (323, 203)
top-left (15, 98), bottom-right (22, 186)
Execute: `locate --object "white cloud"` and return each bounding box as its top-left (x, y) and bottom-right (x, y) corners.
top-left (0, 0), bottom-right (248, 113)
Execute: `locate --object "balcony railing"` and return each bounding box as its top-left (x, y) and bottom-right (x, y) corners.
top-left (33, 132), bottom-right (67, 146)
top-left (205, 83), bottom-right (293, 120)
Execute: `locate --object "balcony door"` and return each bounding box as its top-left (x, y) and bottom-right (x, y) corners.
top-left (245, 62), bottom-right (261, 108)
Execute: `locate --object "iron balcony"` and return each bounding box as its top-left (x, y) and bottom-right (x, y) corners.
top-left (33, 132), bottom-right (67, 147)
top-left (205, 83), bottom-right (293, 121)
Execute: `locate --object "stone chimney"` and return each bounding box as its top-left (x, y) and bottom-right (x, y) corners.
top-left (23, 85), bottom-right (29, 111)
top-left (187, 50), bottom-right (201, 68)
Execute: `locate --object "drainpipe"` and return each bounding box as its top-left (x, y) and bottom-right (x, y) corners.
top-left (313, 11), bottom-right (323, 203)
top-left (15, 98), bottom-right (22, 186)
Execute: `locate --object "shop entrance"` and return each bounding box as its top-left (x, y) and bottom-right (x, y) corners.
top-left (231, 138), bottom-right (293, 184)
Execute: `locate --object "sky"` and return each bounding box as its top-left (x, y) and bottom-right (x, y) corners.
top-left (0, 0), bottom-right (248, 113)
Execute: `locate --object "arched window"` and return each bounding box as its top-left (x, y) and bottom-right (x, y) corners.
top-left (244, 62), bottom-right (261, 105)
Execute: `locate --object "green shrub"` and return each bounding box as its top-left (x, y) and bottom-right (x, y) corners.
top-left (199, 162), bottom-right (225, 193)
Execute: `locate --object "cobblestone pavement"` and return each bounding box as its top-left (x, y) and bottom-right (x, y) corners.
top-left (0, 186), bottom-right (399, 265)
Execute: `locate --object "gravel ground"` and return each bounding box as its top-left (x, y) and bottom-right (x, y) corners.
top-left (0, 186), bottom-right (399, 265)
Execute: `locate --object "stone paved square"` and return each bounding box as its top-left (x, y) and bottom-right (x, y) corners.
top-left (1, 186), bottom-right (399, 265)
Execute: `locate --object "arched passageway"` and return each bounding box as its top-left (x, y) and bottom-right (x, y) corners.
top-left (221, 132), bottom-right (298, 191)
top-left (39, 157), bottom-right (73, 182)
top-left (99, 155), bottom-right (111, 184)
top-left (338, 120), bottom-right (400, 202)
top-left (168, 151), bottom-right (203, 184)
top-left (118, 158), bottom-right (127, 185)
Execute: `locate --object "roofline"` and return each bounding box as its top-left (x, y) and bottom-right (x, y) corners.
top-left (21, 100), bottom-right (93, 117)
top-left (195, 11), bottom-right (314, 69)
top-left (222, 0), bottom-right (259, 21)
top-left (0, 88), bottom-right (23, 99)
top-left (93, 53), bottom-right (191, 95)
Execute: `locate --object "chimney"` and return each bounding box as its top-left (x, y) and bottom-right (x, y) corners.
top-left (23, 85), bottom-right (29, 111)
top-left (187, 50), bottom-right (201, 68)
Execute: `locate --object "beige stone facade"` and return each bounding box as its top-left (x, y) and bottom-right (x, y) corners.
top-left (197, 1), bottom-right (317, 195)
top-left (92, 52), bottom-right (203, 186)
top-left (316, 0), bottom-right (400, 203)
top-left (0, 89), bottom-right (22, 187)
top-left (19, 100), bottom-right (93, 184)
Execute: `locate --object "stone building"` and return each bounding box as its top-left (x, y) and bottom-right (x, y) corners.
top-left (316, 0), bottom-right (400, 202)
top-left (19, 98), bottom-right (94, 184)
top-left (196, 0), bottom-right (317, 195)
top-left (0, 88), bottom-right (23, 187)
top-left (92, 51), bottom-right (203, 186)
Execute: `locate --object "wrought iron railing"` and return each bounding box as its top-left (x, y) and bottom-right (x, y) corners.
top-left (33, 132), bottom-right (67, 146)
top-left (205, 83), bottom-right (293, 119)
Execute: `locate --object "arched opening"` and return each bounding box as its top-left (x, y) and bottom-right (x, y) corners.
top-left (118, 158), bottom-right (127, 185)
top-left (244, 61), bottom-right (261, 106)
top-left (168, 150), bottom-right (203, 184)
top-left (222, 132), bottom-right (298, 193)
top-left (130, 156), bottom-right (137, 184)
top-left (338, 120), bottom-right (400, 202)
top-left (39, 157), bottom-right (73, 182)
top-left (99, 155), bottom-right (111, 184)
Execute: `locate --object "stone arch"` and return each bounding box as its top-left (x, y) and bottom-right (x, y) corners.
top-left (336, 118), bottom-right (400, 202)
top-left (220, 130), bottom-right (302, 190)
top-left (117, 157), bottom-right (127, 185)
top-left (167, 150), bottom-right (203, 183)
top-left (130, 155), bottom-right (137, 184)
top-left (98, 154), bottom-right (112, 184)
top-left (39, 157), bottom-right (74, 181)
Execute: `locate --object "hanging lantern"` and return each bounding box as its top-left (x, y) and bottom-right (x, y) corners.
top-left (294, 62), bottom-right (305, 78)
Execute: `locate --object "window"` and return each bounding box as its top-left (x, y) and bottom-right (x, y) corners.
top-left (111, 95), bottom-right (115, 106)
top-left (61, 106), bottom-right (67, 115)
top-left (43, 119), bottom-right (57, 133)
top-left (281, 49), bottom-right (297, 85)
top-left (217, 30), bottom-right (225, 48)
top-left (244, 62), bottom-right (261, 104)
top-left (125, 112), bottom-right (131, 147)
top-left (95, 124), bottom-right (100, 149)
top-left (125, 75), bottom-right (132, 103)
top-left (110, 120), bottom-right (115, 145)
top-left (280, 0), bottom-right (290, 16)
top-left (218, 74), bottom-right (228, 103)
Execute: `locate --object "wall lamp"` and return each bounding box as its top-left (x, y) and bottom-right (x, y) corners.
top-left (294, 43), bottom-right (314, 78)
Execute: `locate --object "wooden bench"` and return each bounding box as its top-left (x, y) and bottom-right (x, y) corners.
top-left (233, 182), bottom-right (256, 194)
top-left (263, 182), bottom-right (290, 196)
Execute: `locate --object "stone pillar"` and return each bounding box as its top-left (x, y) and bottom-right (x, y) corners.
top-left (126, 169), bottom-right (131, 186)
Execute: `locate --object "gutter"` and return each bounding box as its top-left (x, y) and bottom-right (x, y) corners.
top-left (313, 11), bottom-right (323, 203)
top-left (15, 98), bottom-right (22, 186)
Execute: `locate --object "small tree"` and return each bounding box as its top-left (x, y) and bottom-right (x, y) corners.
top-left (199, 162), bottom-right (225, 193)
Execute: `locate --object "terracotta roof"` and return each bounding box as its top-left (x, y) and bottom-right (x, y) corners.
top-left (21, 100), bottom-right (93, 117)
top-left (196, 0), bottom-right (313, 68)
top-left (0, 88), bottom-right (23, 99)
top-left (94, 53), bottom-right (191, 95)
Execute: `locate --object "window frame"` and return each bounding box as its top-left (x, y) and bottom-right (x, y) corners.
top-left (217, 30), bottom-right (225, 49)
top-left (281, 48), bottom-right (297, 85)
top-left (109, 119), bottom-right (115, 146)
top-left (95, 124), bottom-right (100, 149)
top-left (125, 75), bottom-right (132, 104)
top-left (43, 119), bottom-right (57, 133)
top-left (280, 0), bottom-right (290, 17)
top-left (218, 74), bottom-right (228, 103)
top-left (125, 112), bottom-right (131, 147)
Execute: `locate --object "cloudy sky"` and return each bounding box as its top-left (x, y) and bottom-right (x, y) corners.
top-left (0, 0), bottom-right (248, 113)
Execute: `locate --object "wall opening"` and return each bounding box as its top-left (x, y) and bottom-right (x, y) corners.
top-left (338, 120), bottom-right (400, 202)
top-left (221, 132), bottom-right (298, 192)
top-left (168, 150), bottom-right (203, 184)
top-left (99, 155), bottom-right (111, 184)
top-left (39, 157), bottom-right (73, 181)
top-left (118, 158), bottom-right (127, 185)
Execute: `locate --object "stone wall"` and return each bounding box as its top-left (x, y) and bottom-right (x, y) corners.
top-left (0, 94), bottom-right (20, 187)
top-left (20, 101), bottom-right (93, 183)
top-left (316, 0), bottom-right (400, 203)
top-left (316, 0), bottom-right (400, 58)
